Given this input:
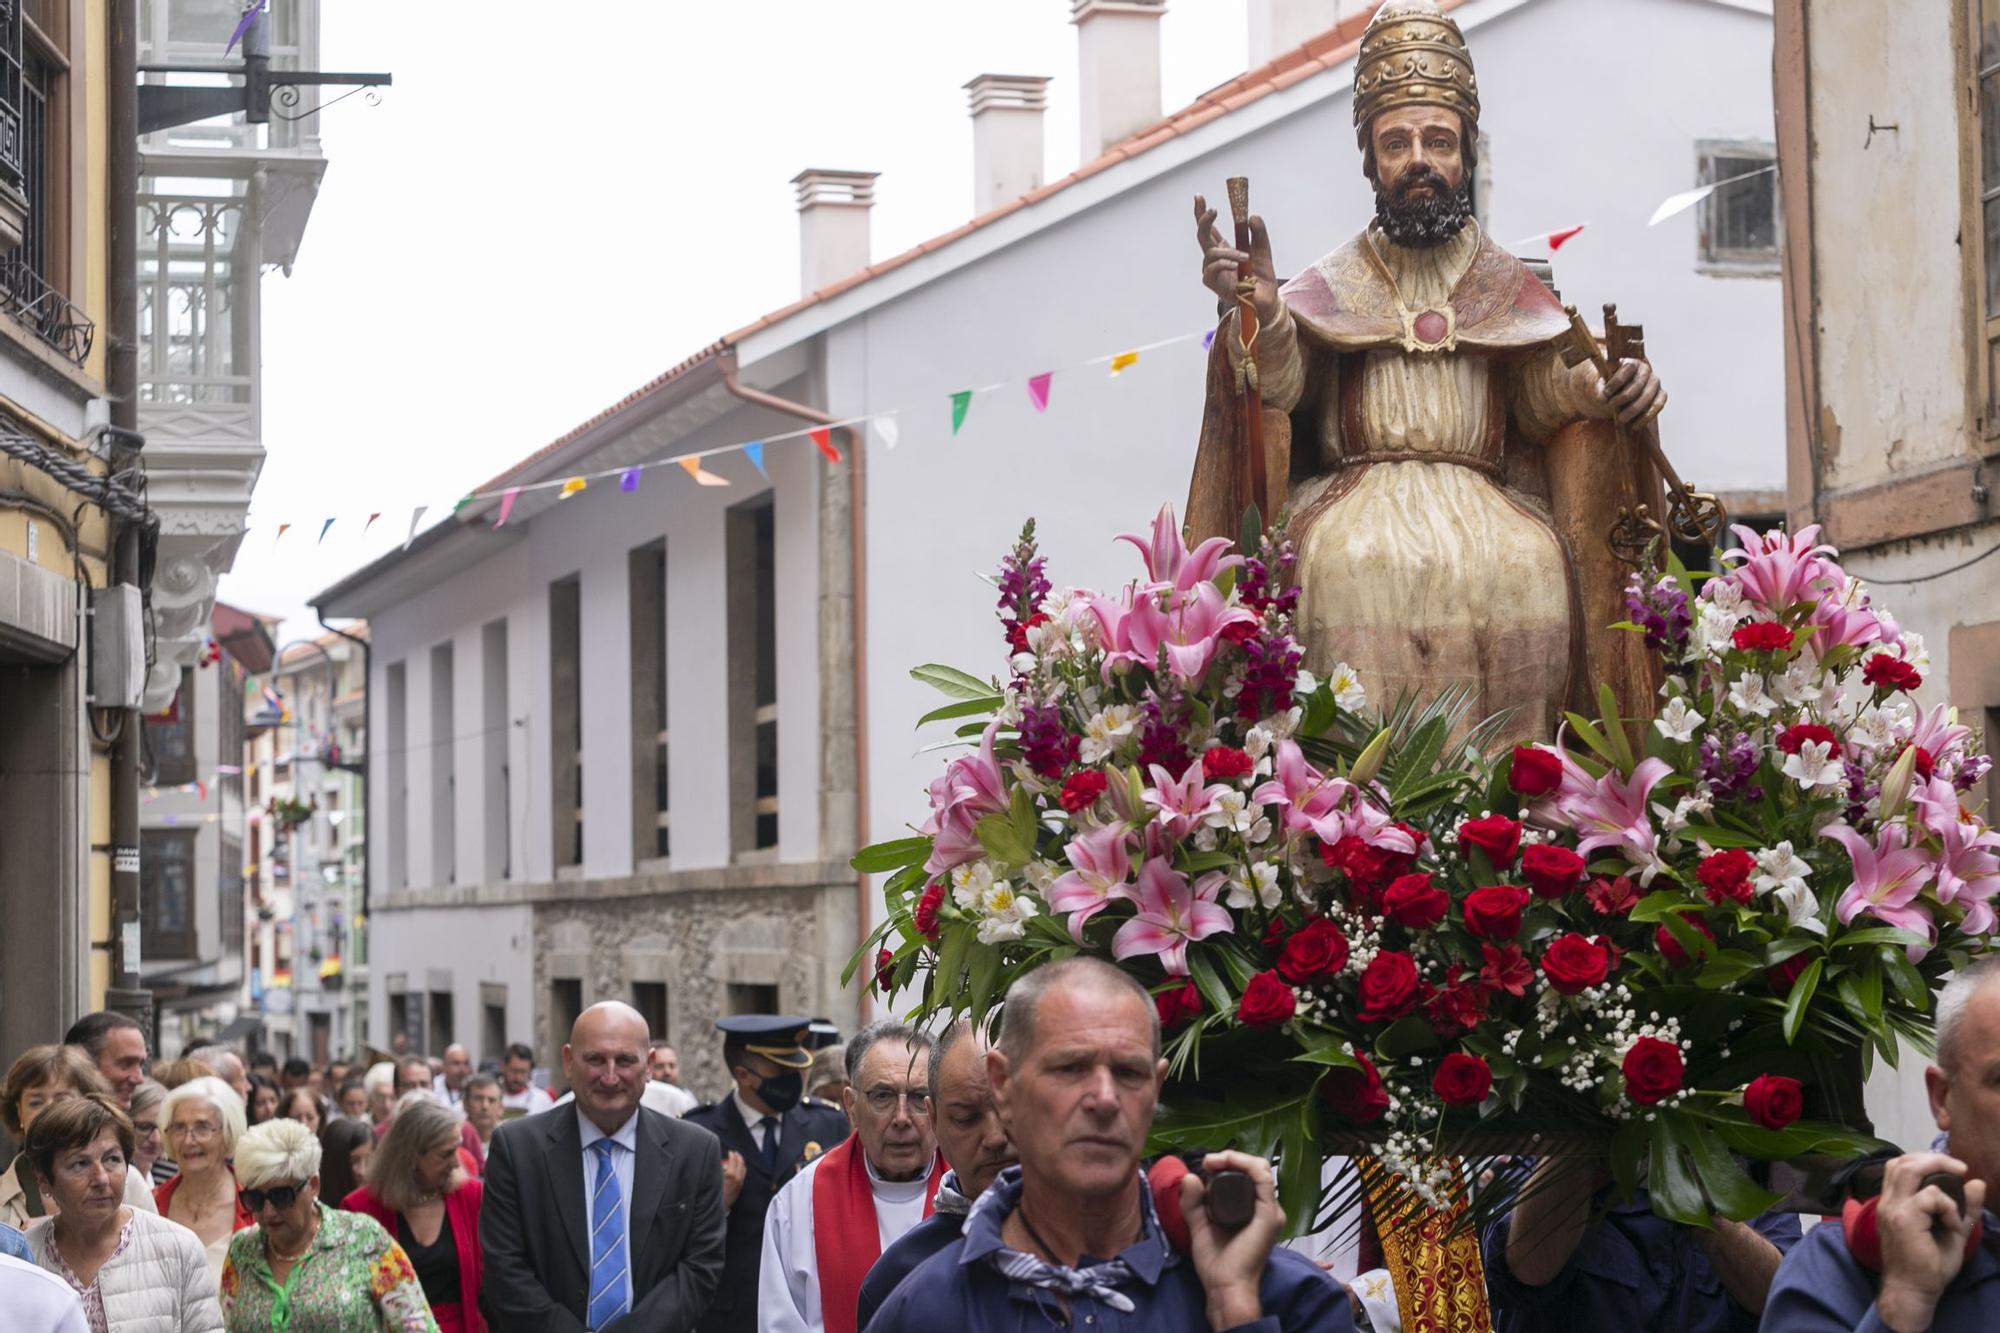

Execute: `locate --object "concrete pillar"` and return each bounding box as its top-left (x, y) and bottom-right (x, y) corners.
top-left (1072, 0), bottom-right (1166, 160)
top-left (965, 74), bottom-right (1050, 214)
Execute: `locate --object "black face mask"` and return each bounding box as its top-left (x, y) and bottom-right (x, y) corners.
top-left (754, 1070), bottom-right (803, 1114)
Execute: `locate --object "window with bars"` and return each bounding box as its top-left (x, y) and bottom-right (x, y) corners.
top-left (0, 0), bottom-right (86, 364)
top-left (141, 828), bottom-right (198, 960)
top-left (1977, 0), bottom-right (2000, 424)
top-left (1695, 141), bottom-right (1779, 272)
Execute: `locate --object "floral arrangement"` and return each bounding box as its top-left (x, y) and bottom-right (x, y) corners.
top-left (850, 508), bottom-right (1997, 1228)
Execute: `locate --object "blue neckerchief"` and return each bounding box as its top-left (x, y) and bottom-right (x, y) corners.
top-left (959, 1165), bottom-right (1176, 1313)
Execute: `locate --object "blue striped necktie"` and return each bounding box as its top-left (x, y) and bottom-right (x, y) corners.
top-left (587, 1138), bottom-right (630, 1329)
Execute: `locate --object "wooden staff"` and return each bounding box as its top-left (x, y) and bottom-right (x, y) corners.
top-left (1226, 177), bottom-right (1270, 521)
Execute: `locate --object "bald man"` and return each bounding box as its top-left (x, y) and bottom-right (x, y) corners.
top-left (435, 1042), bottom-right (474, 1118)
top-left (480, 1002), bottom-right (728, 1331)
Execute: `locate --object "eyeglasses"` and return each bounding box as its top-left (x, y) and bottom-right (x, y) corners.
top-left (240, 1182), bottom-right (305, 1212)
top-left (861, 1088), bottom-right (932, 1116)
top-left (165, 1120), bottom-right (222, 1142)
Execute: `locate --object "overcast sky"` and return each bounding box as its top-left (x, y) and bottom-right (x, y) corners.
top-left (220, 1), bottom-right (1252, 640)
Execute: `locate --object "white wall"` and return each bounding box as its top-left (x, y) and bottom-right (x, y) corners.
top-left (365, 903), bottom-right (535, 1050)
top-left (842, 0), bottom-right (1784, 894)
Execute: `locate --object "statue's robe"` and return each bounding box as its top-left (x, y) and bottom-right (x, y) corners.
top-left (1188, 221), bottom-right (1662, 744)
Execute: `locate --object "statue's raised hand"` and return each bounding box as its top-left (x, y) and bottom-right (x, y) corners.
top-left (1195, 194), bottom-right (1279, 323)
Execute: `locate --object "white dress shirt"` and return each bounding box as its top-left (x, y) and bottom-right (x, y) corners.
top-left (0, 1251), bottom-right (89, 1333)
top-left (432, 1074), bottom-right (468, 1121)
top-left (576, 1108), bottom-right (638, 1319)
top-left (755, 1153), bottom-right (931, 1333)
top-left (501, 1084), bottom-right (555, 1115)
top-left (733, 1089), bottom-right (780, 1150)
top-left (553, 1082), bottom-right (694, 1119)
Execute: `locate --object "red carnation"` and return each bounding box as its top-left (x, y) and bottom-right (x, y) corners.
top-left (1863, 654), bottom-right (1923, 693)
top-left (1766, 953), bottom-right (1813, 996)
top-left (1382, 873), bottom-right (1449, 930)
top-left (1004, 612), bottom-right (1051, 654)
top-left (1479, 943), bottom-right (1534, 997)
top-left (1155, 981), bottom-right (1203, 1030)
top-left (1508, 745), bottom-right (1564, 797)
top-left (1278, 918), bottom-right (1351, 984)
top-left (1433, 1052), bottom-right (1494, 1107)
top-left (1058, 769), bottom-right (1109, 813)
top-left (1540, 932), bottom-right (1612, 995)
top-left (1237, 970), bottom-right (1297, 1028)
top-left (1357, 951), bottom-right (1421, 1022)
top-left (1622, 1036), bottom-right (1685, 1105)
top-left (1521, 844), bottom-right (1587, 899)
top-left (1744, 1073), bottom-right (1804, 1130)
top-left (1458, 815), bottom-right (1523, 867)
top-left (1586, 874), bottom-right (1640, 916)
top-left (1202, 746), bottom-right (1255, 780)
top-left (1732, 621), bottom-right (1795, 653)
top-left (1461, 885), bottom-right (1532, 940)
top-left (1777, 723), bottom-right (1839, 757)
top-left (912, 881), bottom-right (946, 940)
top-left (1696, 849), bottom-right (1757, 906)
top-left (1322, 1051), bottom-right (1390, 1124)
top-left (1654, 913), bottom-right (1716, 968)
top-left (873, 947), bottom-right (897, 993)
top-left (1423, 964), bottom-right (1489, 1038)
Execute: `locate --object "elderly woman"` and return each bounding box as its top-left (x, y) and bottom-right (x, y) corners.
top-left (156, 1077), bottom-right (252, 1283)
top-left (22, 1093), bottom-right (220, 1331)
top-left (2, 1045), bottom-right (157, 1228)
top-left (128, 1079), bottom-right (168, 1187)
top-left (279, 1087), bottom-right (321, 1135)
top-left (362, 1062), bottom-right (397, 1127)
top-left (219, 1118), bottom-right (436, 1332)
top-left (341, 1098), bottom-right (484, 1333)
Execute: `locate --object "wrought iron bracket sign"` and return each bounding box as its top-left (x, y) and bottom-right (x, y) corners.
top-left (136, 9), bottom-right (389, 136)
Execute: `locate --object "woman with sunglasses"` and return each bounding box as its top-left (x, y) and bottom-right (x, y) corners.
top-left (21, 1093), bottom-right (220, 1330)
top-left (156, 1077), bottom-right (253, 1286)
top-left (340, 1097), bottom-right (485, 1333)
top-left (220, 1117), bottom-right (437, 1331)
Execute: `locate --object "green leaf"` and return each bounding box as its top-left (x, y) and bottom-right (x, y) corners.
top-left (1677, 823), bottom-right (1765, 850)
top-left (1683, 1110), bottom-right (1782, 1219)
top-left (1298, 683), bottom-right (1339, 739)
top-left (850, 837), bottom-right (933, 874)
top-left (1659, 912), bottom-right (1715, 967)
top-left (911, 663), bottom-right (995, 700)
top-left (974, 813), bottom-right (1033, 869)
top-left (1881, 947), bottom-right (1930, 1011)
top-left (1695, 949), bottom-right (1763, 989)
top-left (1292, 1039), bottom-right (1362, 1070)
top-left (1238, 504), bottom-right (1263, 560)
top-left (1009, 784), bottom-right (1040, 850)
top-left (1374, 1017), bottom-right (1441, 1059)
top-left (1610, 1115), bottom-right (1648, 1202)
top-left (1647, 1114), bottom-right (1710, 1226)
top-left (1187, 949), bottom-right (1236, 1018)
top-left (1389, 716), bottom-right (1450, 802)
top-left (1782, 958), bottom-right (1824, 1044)
top-left (1564, 711), bottom-right (1620, 769)
top-left (966, 943), bottom-right (1004, 1023)
top-left (916, 696), bottom-right (1002, 728)
top-left (1630, 890), bottom-right (1698, 924)
top-left (1176, 849), bottom-right (1239, 875)
top-left (1275, 1094), bottom-right (1323, 1239)
top-left (1834, 926), bottom-right (1931, 951)
top-left (1597, 683), bottom-right (1636, 773)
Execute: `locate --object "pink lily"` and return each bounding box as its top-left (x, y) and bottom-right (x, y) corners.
top-left (1521, 735), bottom-right (1603, 829)
top-left (1047, 823), bottom-right (1135, 942)
top-left (1250, 740), bottom-right (1412, 853)
top-left (921, 721), bottom-right (1009, 875)
top-left (1117, 502), bottom-right (1243, 594)
top-left (1912, 774), bottom-right (1967, 841)
top-left (1823, 822), bottom-right (1937, 936)
top-left (1110, 856), bottom-right (1233, 976)
top-left (1556, 757), bottom-right (1674, 881)
top-left (1933, 811), bottom-right (2000, 911)
top-left (1806, 576), bottom-right (1887, 656)
top-left (1086, 586), bottom-right (1143, 679)
top-left (1908, 703), bottom-right (1972, 772)
top-left (1125, 582), bottom-right (1258, 684)
top-left (1722, 524), bottom-right (1838, 617)
top-left (1142, 757), bottom-right (1230, 843)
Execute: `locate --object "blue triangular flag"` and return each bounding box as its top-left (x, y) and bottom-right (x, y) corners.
top-left (744, 441), bottom-right (767, 478)
top-left (318, 517), bottom-right (336, 544)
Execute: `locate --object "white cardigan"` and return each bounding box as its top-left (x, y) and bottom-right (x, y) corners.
top-left (26, 1208), bottom-right (222, 1332)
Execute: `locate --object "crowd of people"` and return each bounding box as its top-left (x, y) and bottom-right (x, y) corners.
top-left (1, 955), bottom-right (1996, 1330)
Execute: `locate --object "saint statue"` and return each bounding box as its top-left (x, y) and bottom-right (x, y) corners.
top-left (1187, 0), bottom-right (1668, 744)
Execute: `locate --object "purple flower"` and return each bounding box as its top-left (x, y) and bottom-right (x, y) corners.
top-left (1624, 570), bottom-right (1690, 654)
top-left (1019, 698), bottom-right (1078, 779)
top-left (1237, 632), bottom-right (1302, 722)
top-left (1698, 729), bottom-right (1760, 798)
top-left (1237, 527), bottom-right (1300, 624)
top-left (997, 520), bottom-right (1051, 626)
top-left (1136, 682), bottom-right (1192, 775)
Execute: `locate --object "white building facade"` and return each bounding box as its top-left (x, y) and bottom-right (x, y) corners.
top-left (320, 0), bottom-right (1785, 1100)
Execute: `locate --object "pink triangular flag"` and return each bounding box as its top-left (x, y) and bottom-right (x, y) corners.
top-left (1026, 372), bottom-right (1053, 412)
top-left (495, 487), bottom-right (521, 527)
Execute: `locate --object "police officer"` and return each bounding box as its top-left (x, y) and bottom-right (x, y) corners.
top-left (684, 1015), bottom-right (849, 1333)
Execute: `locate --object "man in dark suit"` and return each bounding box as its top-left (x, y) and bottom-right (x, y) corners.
top-left (481, 1001), bottom-right (726, 1332)
top-left (683, 1015), bottom-right (850, 1333)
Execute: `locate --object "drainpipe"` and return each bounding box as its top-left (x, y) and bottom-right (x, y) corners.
top-left (717, 352), bottom-right (871, 1018)
top-left (317, 612), bottom-right (370, 918)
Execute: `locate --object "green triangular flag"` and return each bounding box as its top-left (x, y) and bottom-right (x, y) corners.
top-left (949, 390), bottom-right (972, 436)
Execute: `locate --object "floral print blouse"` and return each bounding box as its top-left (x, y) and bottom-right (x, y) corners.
top-left (220, 1202), bottom-right (438, 1333)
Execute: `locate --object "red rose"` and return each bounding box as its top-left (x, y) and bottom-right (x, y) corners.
top-left (1382, 873), bottom-right (1449, 930)
top-left (1432, 1052), bottom-right (1494, 1106)
top-left (1357, 951), bottom-right (1421, 1022)
top-left (1654, 913), bottom-right (1716, 968)
top-left (873, 947), bottom-right (897, 993)
top-left (1461, 885), bottom-right (1532, 939)
top-left (1278, 918), bottom-right (1351, 984)
top-left (1260, 916), bottom-right (1290, 956)
top-left (1586, 874), bottom-right (1640, 916)
top-left (1509, 745), bottom-right (1564, 797)
top-left (1321, 1051), bottom-right (1389, 1124)
top-left (1732, 621), bottom-right (1795, 652)
top-left (1744, 1073), bottom-right (1804, 1130)
top-left (1458, 815), bottom-right (1523, 866)
top-left (1322, 834), bottom-right (1420, 904)
top-left (1155, 981), bottom-right (1203, 1030)
top-left (1766, 953), bottom-right (1813, 996)
top-left (913, 881), bottom-right (945, 940)
top-left (1621, 1036), bottom-right (1685, 1105)
top-left (1521, 844), bottom-right (1587, 899)
top-left (1777, 723), bottom-right (1839, 756)
top-left (1237, 970), bottom-right (1297, 1028)
top-left (1479, 943), bottom-right (1534, 997)
top-left (1540, 932), bottom-right (1612, 995)
top-left (1058, 769), bottom-right (1109, 813)
top-left (1202, 746), bottom-right (1255, 780)
top-left (1911, 745), bottom-right (1937, 780)
top-left (1863, 654), bottom-right (1923, 693)
top-left (1696, 848), bottom-right (1757, 906)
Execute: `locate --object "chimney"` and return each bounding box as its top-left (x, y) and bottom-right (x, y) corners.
top-left (791, 169), bottom-right (878, 296)
top-left (1247, 0), bottom-right (1363, 65)
top-left (1071, 0), bottom-right (1165, 160)
top-left (964, 74), bottom-right (1050, 214)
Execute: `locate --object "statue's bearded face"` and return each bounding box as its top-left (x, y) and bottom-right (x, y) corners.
top-left (1366, 105), bottom-right (1474, 249)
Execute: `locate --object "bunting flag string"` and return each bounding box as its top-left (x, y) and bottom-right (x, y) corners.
top-left (495, 488), bottom-right (521, 527)
top-left (810, 426), bottom-right (840, 463)
top-left (949, 390), bottom-right (972, 435)
top-left (318, 518), bottom-right (336, 544)
top-left (744, 441), bottom-right (768, 477)
top-left (1026, 372), bottom-right (1053, 412)
top-left (620, 467), bottom-right (642, 493)
top-left (405, 506), bottom-right (427, 550)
